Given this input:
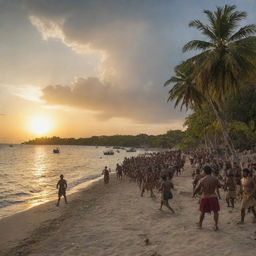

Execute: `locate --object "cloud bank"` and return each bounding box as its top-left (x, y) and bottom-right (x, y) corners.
top-left (22, 0), bottom-right (192, 123)
top-left (42, 77), bottom-right (182, 123)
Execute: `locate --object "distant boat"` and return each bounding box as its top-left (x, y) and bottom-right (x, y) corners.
top-left (53, 148), bottom-right (60, 154)
top-left (113, 146), bottom-right (122, 149)
top-left (116, 150), bottom-right (120, 153)
top-left (126, 148), bottom-right (136, 152)
top-left (9, 144), bottom-right (13, 147)
top-left (103, 150), bottom-right (114, 155)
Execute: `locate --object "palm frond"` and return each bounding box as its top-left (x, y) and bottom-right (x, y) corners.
top-left (229, 24), bottom-right (256, 41)
top-left (189, 20), bottom-right (216, 41)
top-left (182, 40), bottom-right (214, 52)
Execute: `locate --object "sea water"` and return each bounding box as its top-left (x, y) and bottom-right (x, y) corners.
top-left (0, 144), bottom-right (144, 219)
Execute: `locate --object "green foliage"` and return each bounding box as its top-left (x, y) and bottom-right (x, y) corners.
top-left (165, 5), bottom-right (256, 152)
top-left (22, 130), bottom-right (185, 149)
top-left (177, 85), bottom-right (256, 150)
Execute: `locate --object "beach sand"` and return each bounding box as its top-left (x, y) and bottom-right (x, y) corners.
top-left (1, 163), bottom-right (256, 256)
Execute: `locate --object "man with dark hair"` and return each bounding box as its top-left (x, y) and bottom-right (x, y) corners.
top-left (224, 173), bottom-right (236, 208)
top-left (193, 166), bottom-right (221, 231)
top-left (238, 168), bottom-right (256, 224)
top-left (116, 164), bottom-right (123, 180)
top-left (56, 174), bottom-right (68, 206)
top-left (102, 166), bottom-right (110, 184)
top-left (159, 176), bottom-right (175, 213)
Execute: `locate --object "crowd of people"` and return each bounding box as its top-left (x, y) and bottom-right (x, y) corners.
top-left (100, 149), bottom-right (256, 231)
top-left (57, 148), bottom-right (256, 231)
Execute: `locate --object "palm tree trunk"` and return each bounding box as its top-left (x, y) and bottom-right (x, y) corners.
top-left (199, 112), bottom-right (209, 150)
top-left (208, 97), bottom-right (237, 161)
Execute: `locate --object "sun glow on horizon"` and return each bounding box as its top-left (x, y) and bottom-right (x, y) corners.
top-left (30, 116), bottom-right (52, 135)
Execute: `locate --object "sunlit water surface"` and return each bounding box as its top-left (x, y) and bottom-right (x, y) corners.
top-left (0, 145), bottom-right (144, 219)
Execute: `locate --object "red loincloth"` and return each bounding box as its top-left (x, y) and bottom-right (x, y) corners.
top-left (200, 197), bottom-right (220, 213)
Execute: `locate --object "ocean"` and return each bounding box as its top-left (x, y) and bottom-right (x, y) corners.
top-left (0, 144), bottom-right (144, 219)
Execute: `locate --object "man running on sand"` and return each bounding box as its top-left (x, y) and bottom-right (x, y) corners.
top-left (159, 176), bottom-right (175, 213)
top-left (193, 166), bottom-right (221, 231)
top-left (56, 174), bottom-right (67, 206)
top-left (238, 168), bottom-right (256, 224)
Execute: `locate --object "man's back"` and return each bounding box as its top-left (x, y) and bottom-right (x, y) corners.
top-left (200, 175), bottom-right (219, 197)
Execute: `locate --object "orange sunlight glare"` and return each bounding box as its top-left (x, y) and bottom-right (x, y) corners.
top-left (30, 117), bottom-right (52, 135)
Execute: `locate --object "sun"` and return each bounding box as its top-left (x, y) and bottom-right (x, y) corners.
top-left (31, 117), bottom-right (51, 135)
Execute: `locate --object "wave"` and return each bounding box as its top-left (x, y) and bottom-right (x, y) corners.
top-left (0, 199), bottom-right (26, 208)
top-left (12, 192), bottom-right (31, 197)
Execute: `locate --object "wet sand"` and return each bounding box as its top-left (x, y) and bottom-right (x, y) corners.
top-left (1, 164), bottom-right (256, 256)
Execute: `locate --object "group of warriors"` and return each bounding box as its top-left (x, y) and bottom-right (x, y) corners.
top-left (56, 148), bottom-right (256, 231)
top-left (190, 149), bottom-right (256, 229)
top-left (100, 148), bottom-right (256, 231)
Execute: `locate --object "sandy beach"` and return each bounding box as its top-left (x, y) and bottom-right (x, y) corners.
top-left (1, 162), bottom-right (256, 256)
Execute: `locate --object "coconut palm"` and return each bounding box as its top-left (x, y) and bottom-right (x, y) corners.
top-left (165, 62), bottom-right (211, 149)
top-left (181, 5), bottom-right (256, 157)
top-left (164, 62), bottom-right (205, 111)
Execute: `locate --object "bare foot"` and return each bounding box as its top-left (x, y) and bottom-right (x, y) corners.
top-left (214, 226), bottom-right (219, 231)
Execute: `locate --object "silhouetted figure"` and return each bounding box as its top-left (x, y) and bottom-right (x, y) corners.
top-left (102, 166), bottom-right (110, 184)
top-left (159, 176), bottom-right (175, 213)
top-left (56, 174), bottom-right (67, 206)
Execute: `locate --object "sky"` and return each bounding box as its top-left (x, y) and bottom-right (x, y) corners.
top-left (1, 0), bottom-right (256, 143)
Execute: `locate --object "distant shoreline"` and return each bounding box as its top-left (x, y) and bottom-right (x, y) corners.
top-left (21, 130), bottom-right (184, 149)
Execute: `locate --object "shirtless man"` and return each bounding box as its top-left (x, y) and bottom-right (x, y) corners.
top-left (193, 166), bottom-right (221, 231)
top-left (159, 176), bottom-right (175, 213)
top-left (238, 168), bottom-right (256, 224)
top-left (102, 166), bottom-right (110, 184)
top-left (56, 174), bottom-right (67, 206)
top-left (116, 164), bottom-right (123, 180)
top-left (224, 173), bottom-right (236, 208)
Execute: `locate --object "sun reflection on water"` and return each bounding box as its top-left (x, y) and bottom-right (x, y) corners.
top-left (29, 146), bottom-right (50, 207)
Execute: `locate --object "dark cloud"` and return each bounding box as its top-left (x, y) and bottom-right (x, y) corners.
top-left (41, 77), bottom-right (183, 123)
top-left (22, 0), bottom-right (256, 123)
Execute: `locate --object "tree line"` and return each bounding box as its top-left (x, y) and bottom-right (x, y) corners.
top-left (22, 130), bottom-right (184, 148)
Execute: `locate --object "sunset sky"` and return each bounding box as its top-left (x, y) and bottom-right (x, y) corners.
top-left (1, 0), bottom-right (256, 143)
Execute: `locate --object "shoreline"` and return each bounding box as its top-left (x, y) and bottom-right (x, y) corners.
top-left (0, 174), bottom-right (107, 255)
top-left (0, 173), bottom-right (102, 220)
top-left (1, 165), bottom-right (256, 255)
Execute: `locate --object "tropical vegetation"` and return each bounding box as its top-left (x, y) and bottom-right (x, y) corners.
top-left (165, 5), bottom-right (256, 155)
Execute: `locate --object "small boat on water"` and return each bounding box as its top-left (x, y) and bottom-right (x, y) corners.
top-left (113, 146), bottom-right (123, 149)
top-left (53, 148), bottom-right (60, 154)
top-left (126, 148), bottom-right (136, 152)
top-left (104, 150), bottom-right (114, 155)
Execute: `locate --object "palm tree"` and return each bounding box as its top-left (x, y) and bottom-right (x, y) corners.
top-left (177, 5), bottom-right (256, 158)
top-left (165, 62), bottom-right (211, 148)
top-left (164, 62), bottom-right (205, 111)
